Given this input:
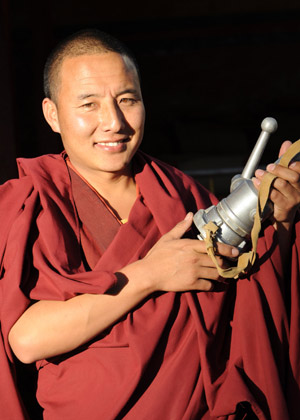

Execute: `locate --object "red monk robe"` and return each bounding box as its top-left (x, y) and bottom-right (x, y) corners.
top-left (0, 150), bottom-right (299, 419)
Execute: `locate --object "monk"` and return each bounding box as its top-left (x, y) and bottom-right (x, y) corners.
top-left (1, 29), bottom-right (300, 420)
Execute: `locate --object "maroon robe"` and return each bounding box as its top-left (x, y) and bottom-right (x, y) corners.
top-left (67, 161), bottom-right (123, 268)
top-left (0, 150), bottom-right (299, 419)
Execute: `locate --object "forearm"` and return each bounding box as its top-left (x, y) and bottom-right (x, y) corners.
top-left (273, 215), bottom-right (296, 269)
top-left (272, 200), bottom-right (299, 267)
top-left (8, 263), bottom-right (153, 364)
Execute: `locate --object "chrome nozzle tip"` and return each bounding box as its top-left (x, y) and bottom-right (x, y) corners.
top-left (261, 117), bottom-right (278, 133)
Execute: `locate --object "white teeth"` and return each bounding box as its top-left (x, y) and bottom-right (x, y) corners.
top-left (96, 141), bottom-right (123, 146)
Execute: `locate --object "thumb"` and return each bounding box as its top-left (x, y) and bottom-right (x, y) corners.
top-left (164, 212), bottom-right (194, 240)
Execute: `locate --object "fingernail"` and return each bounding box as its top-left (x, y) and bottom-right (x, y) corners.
top-left (255, 169), bottom-right (264, 177)
top-left (289, 162), bottom-right (297, 168)
top-left (231, 248), bottom-right (239, 257)
top-left (184, 212), bottom-right (193, 220)
top-left (252, 177), bottom-right (261, 186)
top-left (267, 164), bottom-right (276, 172)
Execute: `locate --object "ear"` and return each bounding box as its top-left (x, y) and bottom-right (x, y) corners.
top-left (42, 98), bottom-right (61, 133)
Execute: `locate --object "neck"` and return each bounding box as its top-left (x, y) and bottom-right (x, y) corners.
top-left (67, 160), bottom-right (137, 220)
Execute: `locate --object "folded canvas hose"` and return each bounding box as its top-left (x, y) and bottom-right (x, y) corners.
top-left (203, 140), bottom-right (300, 279)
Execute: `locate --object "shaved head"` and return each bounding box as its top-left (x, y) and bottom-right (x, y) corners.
top-left (43, 29), bottom-right (140, 103)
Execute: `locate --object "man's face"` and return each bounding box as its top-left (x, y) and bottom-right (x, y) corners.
top-left (43, 52), bottom-right (145, 181)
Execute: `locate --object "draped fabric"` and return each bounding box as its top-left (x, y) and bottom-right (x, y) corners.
top-left (68, 165), bottom-right (122, 269)
top-left (0, 151), bottom-right (299, 419)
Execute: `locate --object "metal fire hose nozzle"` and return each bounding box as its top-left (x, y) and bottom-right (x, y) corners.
top-left (193, 117), bottom-right (278, 251)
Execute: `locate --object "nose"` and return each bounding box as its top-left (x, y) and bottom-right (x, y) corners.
top-left (99, 101), bottom-right (125, 132)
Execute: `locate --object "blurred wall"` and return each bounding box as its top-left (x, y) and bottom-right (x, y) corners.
top-left (2, 0), bottom-right (300, 195)
top-left (0, 1), bottom-right (17, 180)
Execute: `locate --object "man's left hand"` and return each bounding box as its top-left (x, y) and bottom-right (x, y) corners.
top-left (253, 140), bottom-right (300, 226)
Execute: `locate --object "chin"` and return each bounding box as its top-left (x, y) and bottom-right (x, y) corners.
top-left (97, 163), bottom-right (131, 175)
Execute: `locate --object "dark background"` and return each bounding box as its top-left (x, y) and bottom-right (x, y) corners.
top-left (1, 0), bottom-right (300, 197)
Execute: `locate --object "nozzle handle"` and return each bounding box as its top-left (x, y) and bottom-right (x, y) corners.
top-left (241, 117), bottom-right (278, 179)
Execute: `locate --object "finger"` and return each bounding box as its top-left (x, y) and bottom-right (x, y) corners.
top-left (269, 182), bottom-right (300, 208)
top-left (195, 279), bottom-right (214, 291)
top-left (278, 140), bottom-right (292, 158)
top-left (163, 212), bottom-right (194, 241)
top-left (254, 164), bottom-right (300, 195)
top-left (195, 252), bottom-right (232, 270)
top-left (253, 168), bottom-right (266, 189)
top-left (191, 239), bottom-right (239, 259)
top-left (196, 278), bottom-right (230, 292)
top-left (254, 140), bottom-right (298, 181)
top-left (213, 242), bottom-right (239, 258)
top-left (289, 161), bottom-right (300, 174)
top-left (252, 176), bottom-right (261, 191)
top-left (266, 163), bottom-right (300, 187)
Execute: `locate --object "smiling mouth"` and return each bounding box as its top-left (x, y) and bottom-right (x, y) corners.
top-left (95, 139), bottom-right (129, 147)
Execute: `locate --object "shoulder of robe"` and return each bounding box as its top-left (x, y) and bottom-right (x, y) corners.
top-left (17, 153), bottom-right (65, 180)
top-left (135, 150), bottom-right (217, 208)
top-left (0, 176), bottom-right (33, 204)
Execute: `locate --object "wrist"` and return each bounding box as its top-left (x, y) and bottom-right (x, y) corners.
top-left (273, 213), bottom-right (296, 233)
top-left (117, 259), bottom-right (158, 298)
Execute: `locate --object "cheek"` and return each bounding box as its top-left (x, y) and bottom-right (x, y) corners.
top-left (130, 109), bottom-right (145, 133)
top-left (76, 116), bottom-right (90, 131)
top-left (62, 114), bottom-right (94, 138)
top-left (72, 116), bottom-right (94, 134)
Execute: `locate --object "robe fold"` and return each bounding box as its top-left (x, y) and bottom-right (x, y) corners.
top-left (0, 150), bottom-right (299, 420)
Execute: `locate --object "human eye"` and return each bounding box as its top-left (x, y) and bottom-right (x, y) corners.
top-left (81, 102), bottom-right (96, 110)
top-left (119, 97), bottom-right (138, 106)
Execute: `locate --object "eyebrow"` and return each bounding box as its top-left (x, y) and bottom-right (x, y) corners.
top-left (77, 88), bottom-right (140, 101)
top-left (77, 93), bottom-right (100, 101)
top-left (116, 88), bottom-right (140, 97)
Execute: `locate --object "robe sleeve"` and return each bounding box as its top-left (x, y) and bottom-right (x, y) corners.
top-left (0, 177), bottom-right (36, 420)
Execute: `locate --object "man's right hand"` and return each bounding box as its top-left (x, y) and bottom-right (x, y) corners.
top-left (120, 212), bottom-right (239, 294)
